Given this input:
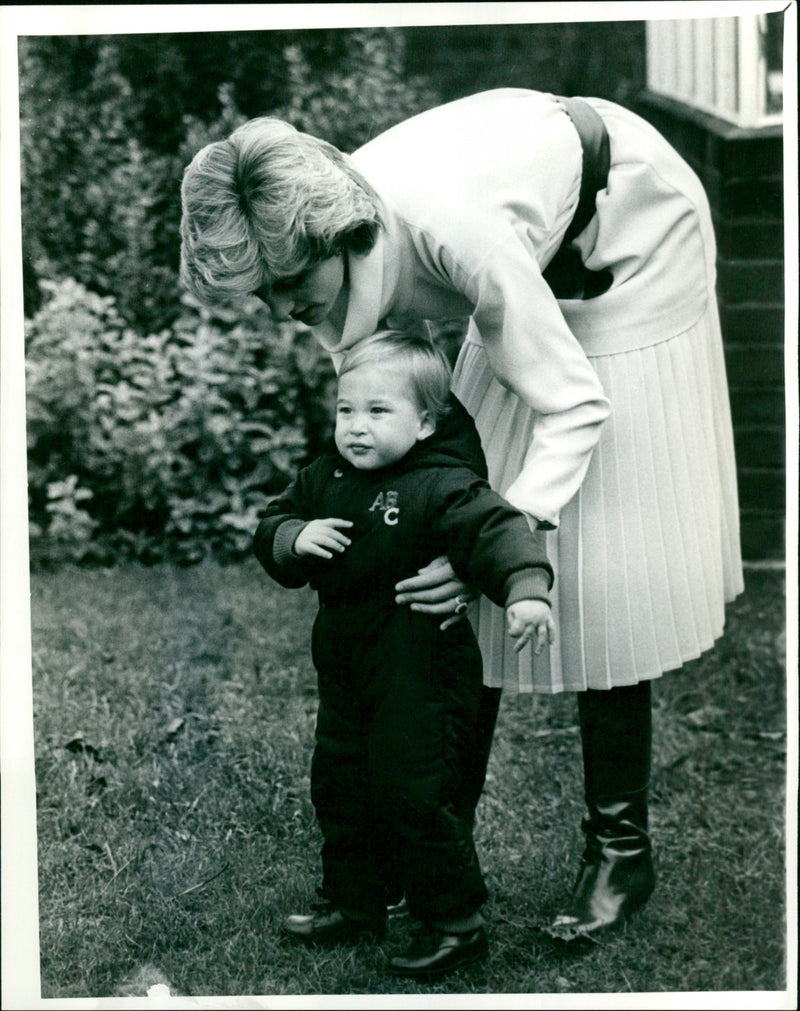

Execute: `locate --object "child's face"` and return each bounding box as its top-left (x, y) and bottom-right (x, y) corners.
top-left (335, 363), bottom-right (434, 470)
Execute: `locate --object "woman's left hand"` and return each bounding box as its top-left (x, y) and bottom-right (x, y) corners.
top-left (395, 555), bottom-right (478, 631)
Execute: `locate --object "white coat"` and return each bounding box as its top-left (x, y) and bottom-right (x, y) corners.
top-left (312, 89), bottom-right (742, 692)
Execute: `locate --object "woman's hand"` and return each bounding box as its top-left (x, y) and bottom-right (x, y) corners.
top-left (293, 518), bottom-right (352, 559)
top-left (395, 556), bottom-right (478, 631)
top-left (506, 600), bottom-right (556, 654)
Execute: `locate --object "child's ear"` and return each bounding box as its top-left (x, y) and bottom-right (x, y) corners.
top-left (417, 411), bottom-right (436, 441)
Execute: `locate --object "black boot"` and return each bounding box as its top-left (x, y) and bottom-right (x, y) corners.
top-left (546, 681), bottom-right (655, 941)
top-left (546, 789), bottom-right (655, 941)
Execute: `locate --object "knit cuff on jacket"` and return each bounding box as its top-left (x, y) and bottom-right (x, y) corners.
top-left (273, 519), bottom-right (308, 566)
top-left (504, 567), bottom-right (552, 608)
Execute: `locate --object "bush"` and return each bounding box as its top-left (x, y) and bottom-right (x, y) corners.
top-left (26, 279), bottom-right (334, 566)
top-left (20, 29), bottom-right (440, 340)
top-left (21, 28), bottom-right (440, 567)
top-left (19, 40), bottom-right (185, 332)
top-left (272, 28), bottom-right (439, 150)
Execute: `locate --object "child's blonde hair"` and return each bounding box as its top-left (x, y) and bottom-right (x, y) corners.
top-left (180, 117), bottom-right (381, 305)
top-left (338, 330), bottom-right (452, 424)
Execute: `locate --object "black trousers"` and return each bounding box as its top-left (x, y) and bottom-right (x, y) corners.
top-left (309, 602), bottom-right (489, 923)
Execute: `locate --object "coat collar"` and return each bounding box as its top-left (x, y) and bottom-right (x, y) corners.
top-left (311, 200), bottom-right (406, 361)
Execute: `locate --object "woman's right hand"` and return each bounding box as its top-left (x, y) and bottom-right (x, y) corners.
top-left (394, 555), bottom-right (478, 631)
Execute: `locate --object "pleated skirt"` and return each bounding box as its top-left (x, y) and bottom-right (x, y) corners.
top-left (451, 303), bottom-right (744, 694)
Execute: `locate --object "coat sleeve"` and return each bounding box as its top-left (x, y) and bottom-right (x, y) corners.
top-left (455, 232), bottom-right (611, 529)
top-left (252, 469), bottom-right (316, 589)
top-left (428, 468), bottom-right (554, 609)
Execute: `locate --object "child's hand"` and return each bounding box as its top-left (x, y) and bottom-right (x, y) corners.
top-left (294, 518), bottom-right (353, 559)
top-left (506, 600), bottom-right (555, 654)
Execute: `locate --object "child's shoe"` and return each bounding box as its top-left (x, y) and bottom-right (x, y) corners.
top-left (387, 922), bottom-right (488, 977)
top-left (283, 907), bottom-right (386, 945)
top-left (386, 896), bottom-right (409, 919)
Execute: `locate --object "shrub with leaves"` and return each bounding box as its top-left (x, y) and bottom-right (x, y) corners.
top-left (19, 39), bottom-right (185, 332)
top-left (273, 28), bottom-right (440, 150)
top-left (21, 27), bottom-right (441, 567)
top-left (25, 279), bottom-right (330, 566)
top-left (20, 28), bottom-right (441, 340)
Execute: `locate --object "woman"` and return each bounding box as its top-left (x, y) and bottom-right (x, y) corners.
top-left (180, 89), bottom-right (743, 946)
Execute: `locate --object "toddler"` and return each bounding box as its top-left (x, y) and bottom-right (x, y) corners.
top-left (253, 330), bottom-right (554, 978)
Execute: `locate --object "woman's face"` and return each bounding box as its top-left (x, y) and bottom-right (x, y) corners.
top-left (254, 254), bottom-right (345, 327)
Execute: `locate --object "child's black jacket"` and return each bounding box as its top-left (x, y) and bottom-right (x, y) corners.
top-left (253, 396), bottom-right (552, 610)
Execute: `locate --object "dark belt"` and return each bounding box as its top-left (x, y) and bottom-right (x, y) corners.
top-left (541, 96), bottom-right (613, 300)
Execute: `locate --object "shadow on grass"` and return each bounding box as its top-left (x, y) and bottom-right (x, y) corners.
top-left (30, 561), bottom-right (787, 998)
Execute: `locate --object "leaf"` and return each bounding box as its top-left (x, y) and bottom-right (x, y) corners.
top-left (165, 717), bottom-right (185, 740)
top-left (64, 733), bottom-right (102, 761)
top-left (756, 730), bottom-right (785, 741)
top-left (684, 706), bottom-right (727, 730)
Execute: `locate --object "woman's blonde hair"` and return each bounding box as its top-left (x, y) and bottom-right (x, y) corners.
top-left (180, 117), bottom-right (381, 305)
top-left (338, 330), bottom-right (453, 424)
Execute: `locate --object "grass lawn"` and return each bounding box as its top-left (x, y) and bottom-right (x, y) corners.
top-left (30, 559), bottom-right (788, 999)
